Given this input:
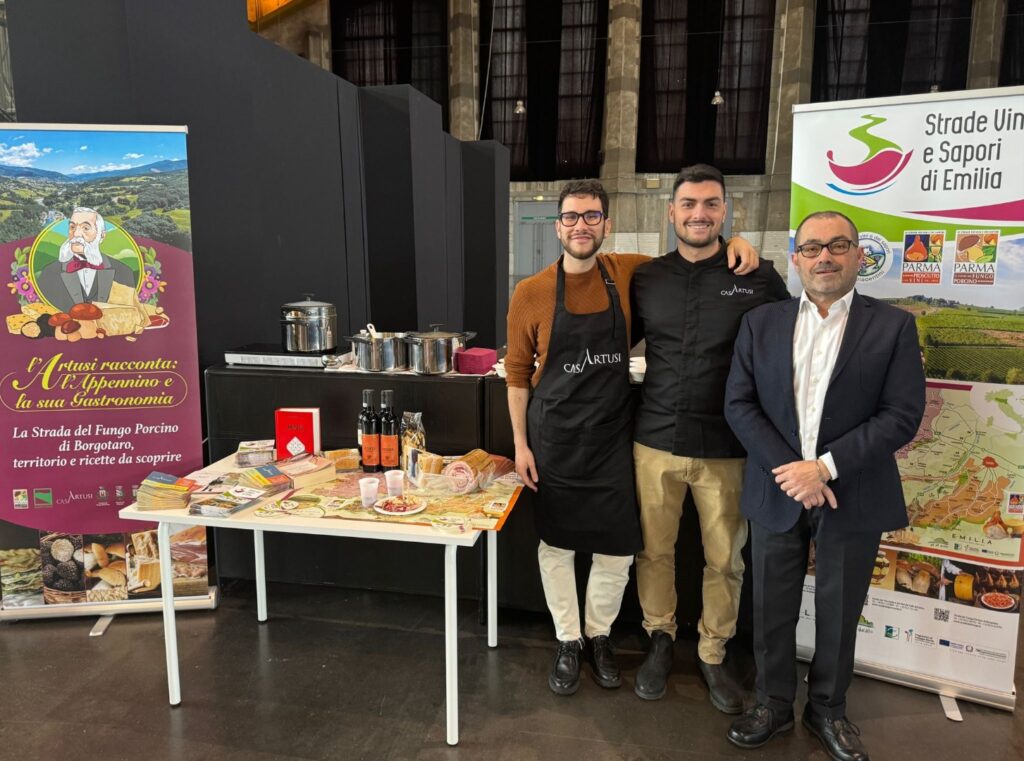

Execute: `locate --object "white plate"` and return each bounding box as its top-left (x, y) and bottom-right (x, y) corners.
top-left (373, 497), bottom-right (426, 516)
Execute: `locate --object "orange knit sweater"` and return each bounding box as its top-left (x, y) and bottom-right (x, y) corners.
top-left (505, 253), bottom-right (648, 388)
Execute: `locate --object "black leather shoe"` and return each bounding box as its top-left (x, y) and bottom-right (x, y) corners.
top-left (802, 705), bottom-right (870, 761)
top-left (586, 635), bottom-right (622, 689)
top-left (697, 658), bottom-right (744, 714)
top-left (727, 704), bottom-right (794, 749)
top-left (634, 630), bottom-right (673, 700)
top-left (548, 639), bottom-right (582, 695)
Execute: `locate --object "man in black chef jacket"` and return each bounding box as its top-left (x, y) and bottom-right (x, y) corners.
top-left (506, 179), bottom-right (761, 696)
top-left (631, 164), bottom-right (790, 710)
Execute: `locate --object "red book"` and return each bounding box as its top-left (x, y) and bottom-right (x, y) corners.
top-left (275, 407), bottom-right (322, 459)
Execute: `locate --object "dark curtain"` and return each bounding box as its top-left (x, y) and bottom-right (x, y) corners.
top-left (1001, 0), bottom-right (1024, 86)
top-left (811, 0), bottom-right (870, 101)
top-left (637, 0), bottom-right (689, 172)
top-left (555, 0), bottom-right (608, 177)
top-left (481, 0), bottom-right (608, 181)
top-left (712, 0), bottom-right (774, 173)
top-left (812, 0), bottom-right (972, 102)
top-left (637, 0), bottom-right (774, 174)
top-left (331, 0), bottom-right (449, 127)
top-left (479, 0), bottom-right (529, 176)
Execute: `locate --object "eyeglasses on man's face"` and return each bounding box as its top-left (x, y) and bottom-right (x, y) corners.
top-left (794, 237), bottom-right (856, 258)
top-left (558, 210), bottom-right (605, 226)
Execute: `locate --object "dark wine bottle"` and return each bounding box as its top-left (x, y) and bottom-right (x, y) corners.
top-left (379, 389), bottom-right (400, 470)
top-left (359, 388), bottom-right (380, 472)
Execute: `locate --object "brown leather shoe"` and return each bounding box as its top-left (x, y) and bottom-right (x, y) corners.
top-left (802, 705), bottom-right (870, 761)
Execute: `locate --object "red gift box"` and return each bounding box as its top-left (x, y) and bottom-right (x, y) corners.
top-left (455, 347), bottom-right (498, 375)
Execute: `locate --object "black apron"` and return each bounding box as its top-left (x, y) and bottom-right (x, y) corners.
top-left (526, 257), bottom-right (643, 556)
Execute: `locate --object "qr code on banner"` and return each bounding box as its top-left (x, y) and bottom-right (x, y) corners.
top-left (934, 608), bottom-right (950, 622)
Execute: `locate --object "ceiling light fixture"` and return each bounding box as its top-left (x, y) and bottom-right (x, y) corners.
top-left (711, 90), bottom-right (725, 106)
top-left (514, 99), bottom-right (526, 115)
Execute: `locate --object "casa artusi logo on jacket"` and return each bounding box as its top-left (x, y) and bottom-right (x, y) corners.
top-left (720, 284), bottom-right (754, 297)
top-left (826, 115), bottom-right (913, 196)
top-left (563, 348), bottom-right (622, 374)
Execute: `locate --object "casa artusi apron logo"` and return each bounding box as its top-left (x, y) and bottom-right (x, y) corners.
top-left (826, 115), bottom-right (913, 196)
top-left (563, 347), bottom-right (622, 374)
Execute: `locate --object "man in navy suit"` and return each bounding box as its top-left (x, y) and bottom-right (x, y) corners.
top-left (723, 211), bottom-right (925, 761)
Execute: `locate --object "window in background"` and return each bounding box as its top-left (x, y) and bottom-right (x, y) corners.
top-left (637, 0), bottom-right (775, 174)
top-left (812, 0), bottom-right (973, 102)
top-left (1001, 0), bottom-right (1024, 86)
top-left (331, 0), bottom-right (449, 128)
top-left (480, 0), bottom-right (608, 181)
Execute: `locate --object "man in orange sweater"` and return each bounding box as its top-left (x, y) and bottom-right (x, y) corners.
top-left (505, 179), bottom-right (759, 695)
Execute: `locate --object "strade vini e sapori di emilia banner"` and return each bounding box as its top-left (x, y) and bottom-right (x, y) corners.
top-left (789, 87), bottom-right (1024, 709)
top-left (0, 124), bottom-right (210, 617)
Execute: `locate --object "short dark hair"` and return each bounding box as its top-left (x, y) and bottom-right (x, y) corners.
top-left (794, 211), bottom-right (859, 245)
top-left (672, 163), bottom-right (726, 198)
top-left (559, 179), bottom-right (609, 216)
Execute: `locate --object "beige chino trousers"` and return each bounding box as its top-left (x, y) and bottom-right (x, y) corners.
top-left (538, 540), bottom-right (634, 642)
top-left (634, 442), bottom-right (747, 664)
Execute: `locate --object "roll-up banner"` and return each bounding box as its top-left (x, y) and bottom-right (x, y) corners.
top-left (790, 87), bottom-right (1024, 709)
top-left (0, 124), bottom-right (213, 618)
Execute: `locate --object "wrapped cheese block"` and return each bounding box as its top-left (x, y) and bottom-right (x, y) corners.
top-left (91, 301), bottom-right (146, 336)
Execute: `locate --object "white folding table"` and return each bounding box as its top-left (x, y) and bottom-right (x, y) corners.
top-left (119, 493), bottom-right (503, 746)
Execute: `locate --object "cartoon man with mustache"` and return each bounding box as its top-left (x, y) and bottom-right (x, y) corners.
top-left (35, 206), bottom-right (136, 312)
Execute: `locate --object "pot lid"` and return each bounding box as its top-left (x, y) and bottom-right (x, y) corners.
top-left (405, 322), bottom-right (466, 340)
top-left (281, 293), bottom-right (336, 320)
top-left (407, 329), bottom-right (462, 339)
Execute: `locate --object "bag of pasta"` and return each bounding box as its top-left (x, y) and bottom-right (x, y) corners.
top-left (401, 411), bottom-right (426, 478)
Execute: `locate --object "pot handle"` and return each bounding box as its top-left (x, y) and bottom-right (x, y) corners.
top-left (345, 334), bottom-right (372, 344)
top-left (461, 331), bottom-right (477, 343)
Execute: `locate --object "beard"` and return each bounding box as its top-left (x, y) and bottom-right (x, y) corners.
top-left (59, 236), bottom-right (104, 265)
top-left (674, 220), bottom-right (720, 250)
top-left (560, 232), bottom-right (603, 261)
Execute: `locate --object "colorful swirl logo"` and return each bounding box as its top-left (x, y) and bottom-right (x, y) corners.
top-left (826, 115), bottom-right (913, 196)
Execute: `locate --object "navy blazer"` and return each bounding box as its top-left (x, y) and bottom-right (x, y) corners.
top-left (724, 292), bottom-right (926, 535)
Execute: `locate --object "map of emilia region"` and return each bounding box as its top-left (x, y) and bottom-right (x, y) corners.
top-left (887, 381), bottom-right (1024, 565)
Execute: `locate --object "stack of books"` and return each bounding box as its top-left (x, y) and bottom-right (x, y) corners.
top-left (136, 472), bottom-right (199, 510)
top-left (236, 440), bottom-right (276, 467)
top-left (272, 453), bottom-right (337, 489)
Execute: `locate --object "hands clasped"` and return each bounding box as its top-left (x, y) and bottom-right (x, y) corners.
top-left (772, 460), bottom-right (837, 510)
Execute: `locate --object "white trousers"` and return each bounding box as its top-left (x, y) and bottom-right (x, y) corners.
top-left (537, 540), bottom-right (634, 642)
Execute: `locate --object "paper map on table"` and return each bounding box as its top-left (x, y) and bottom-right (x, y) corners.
top-left (888, 382), bottom-right (1024, 565)
top-left (252, 471), bottom-right (521, 531)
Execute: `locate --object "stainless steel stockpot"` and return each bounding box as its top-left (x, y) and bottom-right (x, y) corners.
top-left (348, 324), bottom-right (408, 372)
top-left (280, 294), bottom-right (337, 353)
top-left (402, 325), bottom-right (476, 375)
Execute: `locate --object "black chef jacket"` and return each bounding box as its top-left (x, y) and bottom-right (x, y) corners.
top-left (631, 239), bottom-right (791, 458)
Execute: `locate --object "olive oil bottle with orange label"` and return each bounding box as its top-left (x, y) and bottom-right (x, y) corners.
top-left (379, 389), bottom-right (400, 470)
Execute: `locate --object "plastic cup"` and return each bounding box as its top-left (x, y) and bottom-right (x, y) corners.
top-left (385, 470), bottom-right (404, 497)
top-left (359, 477), bottom-right (380, 507)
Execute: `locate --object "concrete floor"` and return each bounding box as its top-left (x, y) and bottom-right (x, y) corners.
top-left (1, 580), bottom-right (1022, 761)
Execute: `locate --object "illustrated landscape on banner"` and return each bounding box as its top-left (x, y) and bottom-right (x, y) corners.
top-left (790, 87), bottom-right (1024, 702)
top-left (0, 126), bottom-right (206, 610)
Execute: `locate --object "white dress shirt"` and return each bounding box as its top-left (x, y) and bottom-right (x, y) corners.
top-left (792, 289), bottom-right (855, 479)
top-left (77, 264), bottom-right (97, 296)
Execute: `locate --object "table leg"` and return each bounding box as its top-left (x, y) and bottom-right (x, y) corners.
top-left (254, 529), bottom-right (267, 622)
top-left (487, 531), bottom-right (497, 648)
top-left (157, 522), bottom-right (181, 706)
top-left (444, 544), bottom-right (458, 746)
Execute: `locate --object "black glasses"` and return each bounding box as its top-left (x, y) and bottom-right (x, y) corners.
top-left (795, 237), bottom-right (855, 258)
top-left (558, 210), bottom-right (605, 226)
